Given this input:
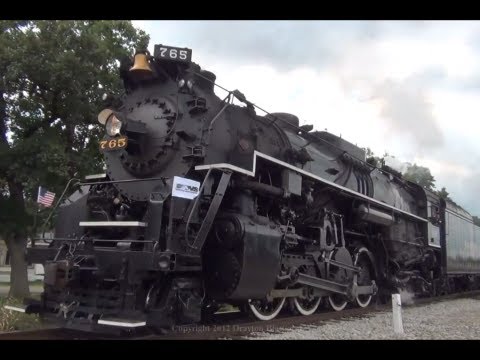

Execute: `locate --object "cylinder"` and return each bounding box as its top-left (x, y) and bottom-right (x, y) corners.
top-left (357, 204), bottom-right (394, 226)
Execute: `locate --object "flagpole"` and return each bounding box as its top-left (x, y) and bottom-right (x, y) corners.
top-left (32, 206), bottom-right (38, 247)
top-left (32, 186), bottom-right (41, 247)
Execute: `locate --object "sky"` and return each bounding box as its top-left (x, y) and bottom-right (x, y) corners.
top-left (133, 20), bottom-right (480, 216)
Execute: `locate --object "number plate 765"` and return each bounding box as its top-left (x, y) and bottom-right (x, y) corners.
top-left (154, 44), bottom-right (192, 63)
top-left (99, 136), bottom-right (128, 151)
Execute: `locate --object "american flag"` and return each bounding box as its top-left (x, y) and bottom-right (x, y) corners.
top-left (37, 186), bottom-right (55, 207)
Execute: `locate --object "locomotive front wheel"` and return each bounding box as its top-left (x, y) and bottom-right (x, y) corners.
top-left (247, 297), bottom-right (286, 321)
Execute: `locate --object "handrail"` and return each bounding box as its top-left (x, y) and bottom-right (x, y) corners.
top-left (80, 176), bottom-right (168, 187)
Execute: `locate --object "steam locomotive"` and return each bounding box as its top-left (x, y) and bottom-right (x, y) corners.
top-left (13, 44), bottom-right (480, 333)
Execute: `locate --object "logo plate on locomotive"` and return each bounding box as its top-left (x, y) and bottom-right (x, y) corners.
top-left (172, 176), bottom-right (200, 199)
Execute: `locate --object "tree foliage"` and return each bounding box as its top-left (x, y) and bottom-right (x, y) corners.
top-left (365, 147), bottom-right (388, 168)
top-left (402, 163), bottom-right (436, 191)
top-left (473, 216), bottom-right (480, 227)
top-left (0, 20), bottom-right (149, 296)
top-left (435, 186), bottom-right (451, 201)
top-left (363, 148), bottom-right (480, 218)
top-left (365, 148), bottom-right (437, 191)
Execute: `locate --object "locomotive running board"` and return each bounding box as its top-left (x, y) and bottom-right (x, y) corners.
top-left (4, 305), bottom-right (27, 313)
top-left (195, 150), bottom-right (428, 223)
top-left (97, 317), bottom-right (147, 328)
top-left (4, 302), bottom-right (43, 314)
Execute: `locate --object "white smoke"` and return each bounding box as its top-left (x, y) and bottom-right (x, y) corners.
top-left (372, 77), bottom-right (444, 152)
top-left (383, 156), bottom-right (409, 174)
top-left (398, 289), bottom-right (416, 306)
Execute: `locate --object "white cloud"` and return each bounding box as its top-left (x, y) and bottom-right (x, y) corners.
top-left (135, 20), bottom-right (480, 215)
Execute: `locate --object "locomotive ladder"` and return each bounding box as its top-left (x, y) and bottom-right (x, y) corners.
top-left (185, 169), bottom-right (232, 254)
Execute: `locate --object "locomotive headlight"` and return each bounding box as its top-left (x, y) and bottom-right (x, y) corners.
top-left (105, 114), bottom-right (122, 136)
top-left (98, 108), bottom-right (113, 125)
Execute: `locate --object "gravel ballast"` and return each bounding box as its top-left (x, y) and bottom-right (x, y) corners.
top-left (245, 297), bottom-right (480, 340)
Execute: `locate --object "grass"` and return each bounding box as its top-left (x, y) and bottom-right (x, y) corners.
top-left (29, 280), bottom-right (44, 287)
top-left (0, 280), bottom-right (45, 287)
top-left (217, 303), bottom-right (239, 312)
top-left (0, 297), bottom-right (43, 332)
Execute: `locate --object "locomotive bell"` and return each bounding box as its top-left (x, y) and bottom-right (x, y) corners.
top-left (129, 51), bottom-right (153, 75)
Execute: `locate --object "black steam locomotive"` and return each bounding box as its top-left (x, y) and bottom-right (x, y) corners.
top-left (15, 44), bottom-right (480, 332)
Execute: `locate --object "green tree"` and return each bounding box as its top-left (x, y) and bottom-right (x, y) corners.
top-left (364, 147), bottom-right (387, 168)
top-left (403, 163), bottom-right (436, 191)
top-left (435, 186), bottom-right (451, 201)
top-left (434, 186), bottom-right (460, 206)
top-left (0, 20), bottom-right (149, 297)
top-left (473, 216), bottom-right (480, 227)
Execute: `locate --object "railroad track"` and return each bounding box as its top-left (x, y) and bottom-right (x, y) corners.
top-left (150, 289), bottom-right (480, 339)
top-left (0, 328), bottom-right (101, 340)
top-left (1, 290), bottom-right (479, 340)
